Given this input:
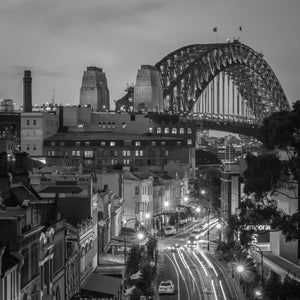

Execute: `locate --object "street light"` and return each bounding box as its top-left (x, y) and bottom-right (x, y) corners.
top-left (248, 244), bottom-right (264, 285)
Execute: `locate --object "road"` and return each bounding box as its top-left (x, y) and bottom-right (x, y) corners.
top-left (156, 218), bottom-right (245, 300)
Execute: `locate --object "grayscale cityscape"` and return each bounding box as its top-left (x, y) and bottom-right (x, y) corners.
top-left (0, 1), bottom-right (300, 300)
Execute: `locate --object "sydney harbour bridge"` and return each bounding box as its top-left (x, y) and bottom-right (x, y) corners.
top-left (116, 41), bottom-right (290, 136)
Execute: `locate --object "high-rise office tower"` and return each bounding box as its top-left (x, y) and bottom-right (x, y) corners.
top-left (80, 67), bottom-right (110, 112)
top-left (23, 70), bottom-right (32, 112)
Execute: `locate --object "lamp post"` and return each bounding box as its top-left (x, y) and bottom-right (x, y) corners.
top-left (248, 244), bottom-right (264, 285)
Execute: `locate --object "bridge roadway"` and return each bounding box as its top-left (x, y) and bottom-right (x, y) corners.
top-left (156, 220), bottom-right (246, 300)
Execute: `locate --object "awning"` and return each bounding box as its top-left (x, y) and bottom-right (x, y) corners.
top-left (83, 273), bottom-right (122, 296)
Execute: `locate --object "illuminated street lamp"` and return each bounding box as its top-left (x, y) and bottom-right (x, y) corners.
top-left (196, 207), bottom-right (201, 213)
top-left (183, 196), bottom-right (188, 202)
top-left (164, 200), bottom-right (170, 207)
top-left (236, 265), bottom-right (245, 273)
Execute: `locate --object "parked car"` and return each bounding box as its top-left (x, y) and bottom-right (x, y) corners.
top-left (158, 280), bottom-right (175, 294)
top-left (164, 226), bottom-right (177, 236)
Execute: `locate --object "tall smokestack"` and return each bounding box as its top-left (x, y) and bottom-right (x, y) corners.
top-left (23, 70), bottom-right (32, 112)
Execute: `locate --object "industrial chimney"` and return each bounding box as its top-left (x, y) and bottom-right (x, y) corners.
top-left (23, 70), bottom-right (32, 112)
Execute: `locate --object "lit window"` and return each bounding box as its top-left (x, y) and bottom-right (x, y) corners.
top-left (165, 150), bottom-right (169, 156)
top-left (157, 127), bottom-right (161, 134)
top-left (85, 142), bottom-right (90, 146)
top-left (177, 141), bottom-right (182, 146)
top-left (122, 122), bottom-right (126, 128)
top-left (164, 128), bottom-right (169, 134)
top-left (180, 128), bottom-right (184, 134)
top-left (112, 123), bottom-right (116, 128)
top-left (76, 142), bottom-right (80, 146)
top-left (98, 122), bottom-right (102, 128)
top-left (101, 141), bottom-right (106, 146)
top-left (187, 139), bottom-right (192, 145)
top-left (149, 127), bottom-right (153, 133)
top-left (60, 142), bottom-right (65, 146)
top-left (108, 122), bottom-right (111, 128)
top-left (114, 151), bottom-right (118, 157)
top-left (123, 159), bottom-right (130, 165)
top-left (78, 124), bottom-right (83, 128)
top-left (110, 141), bottom-right (115, 146)
top-left (187, 128), bottom-right (192, 134)
top-left (135, 141), bottom-right (141, 146)
top-left (151, 141), bottom-right (156, 146)
top-left (172, 128), bottom-right (177, 134)
top-left (161, 141), bottom-right (166, 146)
top-left (84, 151), bottom-right (93, 158)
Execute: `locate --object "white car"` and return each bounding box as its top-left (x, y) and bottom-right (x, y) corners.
top-left (158, 280), bottom-right (175, 294)
top-left (164, 226), bottom-right (177, 236)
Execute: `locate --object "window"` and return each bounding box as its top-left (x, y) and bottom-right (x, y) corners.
top-left (122, 122), bottom-right (126, 128)
top-left (135, 150), bottom-right (143, 156)
top-left (135, 186), bottom-right (140, 195)
top-left (110, 141), bottom-right (115, 146)
top-left (107, 122), bottom-right (111, 129)
top-left (51, 142), bottom-right (55, 146)
top-left (177, 141), bottom-right (182, 146)
top-left (187, 139), bottom-right (192, 145)
top-left (112, 122), bottom-right (116, 128)
top-left (165, 150), bottom-right (169, 156)
top-left (151, 141), bottom-right (156, 146)
top-left (123, 159), bottom-right (130, 165)
top-left (180, 128), bottom-right (184, 134)
top-left (157, 127), bottom-right (161, 134)
top-left (114, 150), bottom-right (118, 157)
top-left (172, 128), bottom-right (177, 134)
top-left (60, 142), bottom-right (65, 146)
top-left (98, 122), bottom-right (102, 128)
top-left (72, 150), bottom-right (80, 156)
top-left (122, 150), bottom-right (130, 156)
top-left (135, 141), bottom-right (141, 146)
top-left (78, 124), bottom-right (83, 128)
top-left (164, 128), bottom-right (169, 134)
top-left (27, 119), bottom-right (30, 126)
top-left (187, 128), bottom-right (192, 134)
top-left (33, 119), bottom-right (36, 125)
top-left (102, 123), bottom-right (106, 129)
top-left (85, 141), bottom-right (90, 146)
top-left (84, 151), bottom-right (93, 158)
top-left (101, 141), bottom-right (106, 146)
top-left (76, 142), bottom-right (80, 146)
top-left (161, 141), bottom-right (166, 146)
top-left (33, 144), bottom-right (37, 150)
top-left (149, 127), bottom-right (153, 133)
top-left (26, 144), bottom-right (30, 150)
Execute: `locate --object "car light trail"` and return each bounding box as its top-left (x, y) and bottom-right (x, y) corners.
top-left (211, 279), bottom-right (218, 300)
top-left (192, 251), bottom-right (208, 276)
top-left (199, 250), bottom-right (218, 277)
top-left (219, 280), bottom-right (227, 300)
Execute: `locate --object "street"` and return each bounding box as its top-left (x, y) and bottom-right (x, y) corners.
top-left (156, 219), bottom-right (245, 300)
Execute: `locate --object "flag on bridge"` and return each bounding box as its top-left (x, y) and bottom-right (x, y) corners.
top-left (213, 27), bottom-right (218, 32)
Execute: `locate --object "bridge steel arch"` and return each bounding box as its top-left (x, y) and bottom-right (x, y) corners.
top-left (116, 42), bottom-right (290, 125)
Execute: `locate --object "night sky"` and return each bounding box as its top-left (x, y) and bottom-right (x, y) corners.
top-left (0, 0), bottom-right (299, 108)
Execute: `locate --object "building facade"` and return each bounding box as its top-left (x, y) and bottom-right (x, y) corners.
top-left (79, 67), bottom-right (110, 112)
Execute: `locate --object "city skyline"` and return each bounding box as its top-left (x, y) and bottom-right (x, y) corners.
top-left (0, 0), bottom-right (299, 109)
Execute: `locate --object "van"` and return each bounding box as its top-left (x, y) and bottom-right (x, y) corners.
top-left (164, 226), bottom-right (177, 236)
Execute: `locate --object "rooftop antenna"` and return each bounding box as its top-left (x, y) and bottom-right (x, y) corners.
top-left (51, 89), bottom-right (55, 105)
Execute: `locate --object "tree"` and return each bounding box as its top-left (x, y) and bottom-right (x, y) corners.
top-left (126, 245), bottom-right (143, 275)
top-left (136, 259), bottom-right (155, 296)
top-left (196, 149), bottom-right (221, 165)
top-left (131, 288), bottom-right (143, 300)
top-left (145, 236), bottom-right (157, 261)
top-left (240, 100), bottom-right (300, 242)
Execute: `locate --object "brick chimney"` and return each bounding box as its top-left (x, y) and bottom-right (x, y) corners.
top-left (23, 70), bottom-right (32, 112)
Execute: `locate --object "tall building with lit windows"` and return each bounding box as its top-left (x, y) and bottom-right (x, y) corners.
top-left (80, 67), bottom-right (110, 112)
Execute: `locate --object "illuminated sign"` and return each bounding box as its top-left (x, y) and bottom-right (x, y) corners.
top-left (244, 225), bottom-right (271, 231)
